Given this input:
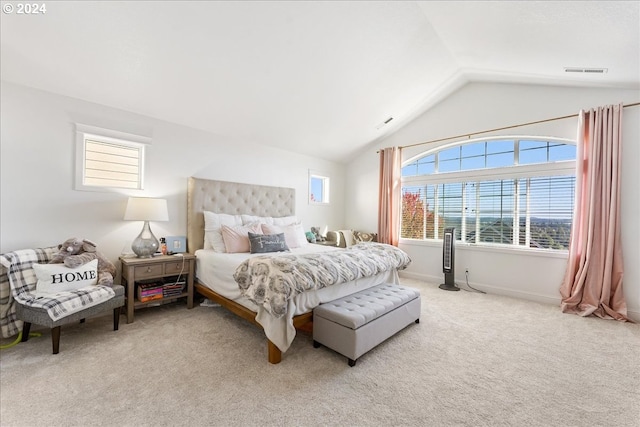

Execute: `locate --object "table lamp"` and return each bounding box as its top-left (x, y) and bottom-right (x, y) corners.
top-left (124, 197), bottom-right (169, 258)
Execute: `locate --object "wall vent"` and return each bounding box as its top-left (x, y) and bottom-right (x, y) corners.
top-left (375, 117), bottom-right (394, 130)
top-left (564, 67), bottom-right (608, 74)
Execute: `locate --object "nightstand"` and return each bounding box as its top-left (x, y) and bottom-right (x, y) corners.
top-left (119, 254), bottom-right (195, 323)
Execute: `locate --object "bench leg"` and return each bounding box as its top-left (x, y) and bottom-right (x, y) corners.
top-left (21, 322), bottom-right (32, 342)
top-left (348, 358), bottom-right (357, 367)
top-left (113, 307), bottom-right (121, 331)
top-left (313, 340), bottom-right (321, 348)
top-left (415, 318), bottom-right (420, 324)
top-left (51, 326), bottom-right (61, 354)
top-left (80, 318), bottom-right (86, 324)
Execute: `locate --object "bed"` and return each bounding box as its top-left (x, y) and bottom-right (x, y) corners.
top-left (187, 177), bottom-right (410, 364)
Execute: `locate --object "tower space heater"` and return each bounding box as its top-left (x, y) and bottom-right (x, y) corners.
top-left (439, 227), bottom-right (460, 291)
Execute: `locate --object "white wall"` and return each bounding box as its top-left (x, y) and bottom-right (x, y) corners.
top-left (346, 82), bottom-right (640, 321)
top-left (0, 81), bottom-right (346, 267)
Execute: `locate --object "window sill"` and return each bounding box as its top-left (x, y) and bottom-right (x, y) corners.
top-left (399, 238), bottom-right (569, 260)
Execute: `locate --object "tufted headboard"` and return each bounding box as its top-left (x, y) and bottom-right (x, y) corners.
top-left (187, 177), bottom-right (296, 254)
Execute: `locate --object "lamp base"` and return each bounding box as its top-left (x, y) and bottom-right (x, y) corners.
top-left (131, 221), bottom-right (160, 258)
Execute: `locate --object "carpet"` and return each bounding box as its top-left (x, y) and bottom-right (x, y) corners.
top-left (1, 279), bottom-right (638, 426)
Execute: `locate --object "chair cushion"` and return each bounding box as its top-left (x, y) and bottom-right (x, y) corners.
top-left (16, 286), bottom-right (117, 322)
top-left (16, 285), bottom-right (125, 328)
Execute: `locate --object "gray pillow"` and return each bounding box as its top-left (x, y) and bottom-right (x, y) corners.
top-left (248, 232), bottom-right (290, 254)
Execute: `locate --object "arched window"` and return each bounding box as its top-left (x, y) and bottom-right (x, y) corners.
top-left (401, 137), bottom-right (576, 250)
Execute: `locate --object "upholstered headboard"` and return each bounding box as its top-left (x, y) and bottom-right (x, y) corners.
top-left (187, 177), bottom-right (295, 253)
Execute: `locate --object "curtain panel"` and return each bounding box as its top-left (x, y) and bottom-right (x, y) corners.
top-left (378, 147), bottom-right (402, 246)
top-left (560, 103), bottom-right (628, 321)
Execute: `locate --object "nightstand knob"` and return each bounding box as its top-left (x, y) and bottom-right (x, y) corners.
top-left (146, 267), bottom-right (152, 273)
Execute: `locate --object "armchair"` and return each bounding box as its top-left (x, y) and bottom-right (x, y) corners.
top-left (1, 247), bottom-right (125, 354)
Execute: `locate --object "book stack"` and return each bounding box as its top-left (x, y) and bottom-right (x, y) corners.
top-left (137, 281), bottom-right (164, 302)
top-left (163, 279), bottom-right (186, 298)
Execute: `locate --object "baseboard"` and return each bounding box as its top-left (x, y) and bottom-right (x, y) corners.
top-left (399, 270), bottom-right (441, 284)
top-left (399, 271), bottom-right (640, 321)
top-left (627, 309), bottom-right (640, 323)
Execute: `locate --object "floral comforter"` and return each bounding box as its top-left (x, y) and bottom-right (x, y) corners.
top-left (233, 243), bottom-right (411, 318)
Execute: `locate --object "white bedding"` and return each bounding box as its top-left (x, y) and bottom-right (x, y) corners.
top-left (195, 245), bottom-right (399, 352)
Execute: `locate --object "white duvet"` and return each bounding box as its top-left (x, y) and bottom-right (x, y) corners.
top-left (195, 245), bottom-right (399, 352)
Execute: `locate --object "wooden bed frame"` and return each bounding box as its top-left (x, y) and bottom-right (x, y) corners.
top-left (187, 177), bottom-right (311, 364)
top-left (194, 283), bottom-right (312, 364)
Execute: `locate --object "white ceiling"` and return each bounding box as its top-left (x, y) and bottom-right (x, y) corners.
top-left (1, 1), bottom-right (638, 163)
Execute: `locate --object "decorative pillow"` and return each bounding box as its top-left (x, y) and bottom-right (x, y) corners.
top-left (248, 232), bottom-right (290, 254)
top-left (354, 231), bottom-right (378, 243)
top-left (221, 223), bottom-right (263, 253)
top-left (339, 229), bottom-right (356, 248)
top-left (203, 211), bottom-right (243, 252)
top-left (33, 259), bottom-right (98, 296)
top-left (261, 223), bottom-right (308, 248)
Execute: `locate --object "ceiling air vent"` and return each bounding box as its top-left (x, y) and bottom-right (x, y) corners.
top-left (564, 67), bottom-right (608, 74)
top-left (375, 117), bottom-right (394, 130)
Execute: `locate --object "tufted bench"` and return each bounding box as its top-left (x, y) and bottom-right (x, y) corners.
top-left (313, 283), bottom-right (421, 366)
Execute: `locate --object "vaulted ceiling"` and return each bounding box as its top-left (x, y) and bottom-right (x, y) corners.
top-left (2, 1), bottom-right (638, 162)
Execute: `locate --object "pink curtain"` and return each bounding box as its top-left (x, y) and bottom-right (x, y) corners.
top-left (378, 147), bottom-right (402, 246)
top-left (560, 103), bottom-right (629, 321)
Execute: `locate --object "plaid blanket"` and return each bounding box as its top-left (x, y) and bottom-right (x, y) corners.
top-left (0, 247), bottom-right (115, 338)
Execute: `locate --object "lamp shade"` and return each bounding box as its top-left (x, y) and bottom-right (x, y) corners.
top-left (124, 197), bottom-right (169, 222)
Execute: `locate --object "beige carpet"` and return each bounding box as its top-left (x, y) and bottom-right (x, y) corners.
top-left (1, 278), bottom-right (639, 427)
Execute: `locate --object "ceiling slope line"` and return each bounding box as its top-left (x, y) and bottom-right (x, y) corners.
top-left (378, 102), bottom-right (640, 153)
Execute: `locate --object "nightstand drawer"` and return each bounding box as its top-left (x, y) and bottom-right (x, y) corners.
top-left (134, 264), bottom-right (163, 279)
top-left (165, 260), bottom-right (189, 275)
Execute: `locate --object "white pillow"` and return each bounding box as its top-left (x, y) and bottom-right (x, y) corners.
top-left (33, 259), bottom-right (99, 296)
top-left (203, 211), bottom-right (243, 252)
top-left (272, 216), bottom-right (298, 226)
top-left (261, 223), bottom-right (308, 248)
top-left (220, 223), bottom-right (263, 253)
top-left (241, 215), bottom-right (274, 226)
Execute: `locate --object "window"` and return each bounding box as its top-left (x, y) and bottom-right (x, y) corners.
top-left (309, 172), bottom-right (330, 204)
top-left (401, 137), bottom-right (576, 250)
top-left (75, 124), bottom-right (150, 191)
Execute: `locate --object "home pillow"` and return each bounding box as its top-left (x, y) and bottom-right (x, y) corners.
top-left (261, 223), bottom-right (308, 248)
top-left (221, 223), bottom-right (263, 253)
top-left (248, 232), bottom-right (289, 254)
top-left (33, 259), bottom-right (99, 296)
top-left (203, 211), bottom-right (243, 252)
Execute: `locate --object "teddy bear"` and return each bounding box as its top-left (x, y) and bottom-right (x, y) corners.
top-left (49, 238), bottom-right (116, 287)
top-left (305, 231), bottom-right (316, 243)
top-left (310, 226), bottom-right (326, 242)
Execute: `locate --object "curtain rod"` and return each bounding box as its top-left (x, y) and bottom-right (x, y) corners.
top-left (379, 101), bottom-right (640, 153)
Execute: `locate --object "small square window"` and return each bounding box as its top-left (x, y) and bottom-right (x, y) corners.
top-left (309, 172), bottom-right (330, 204)
top-left (75, 124), bottom-right (150, 192)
